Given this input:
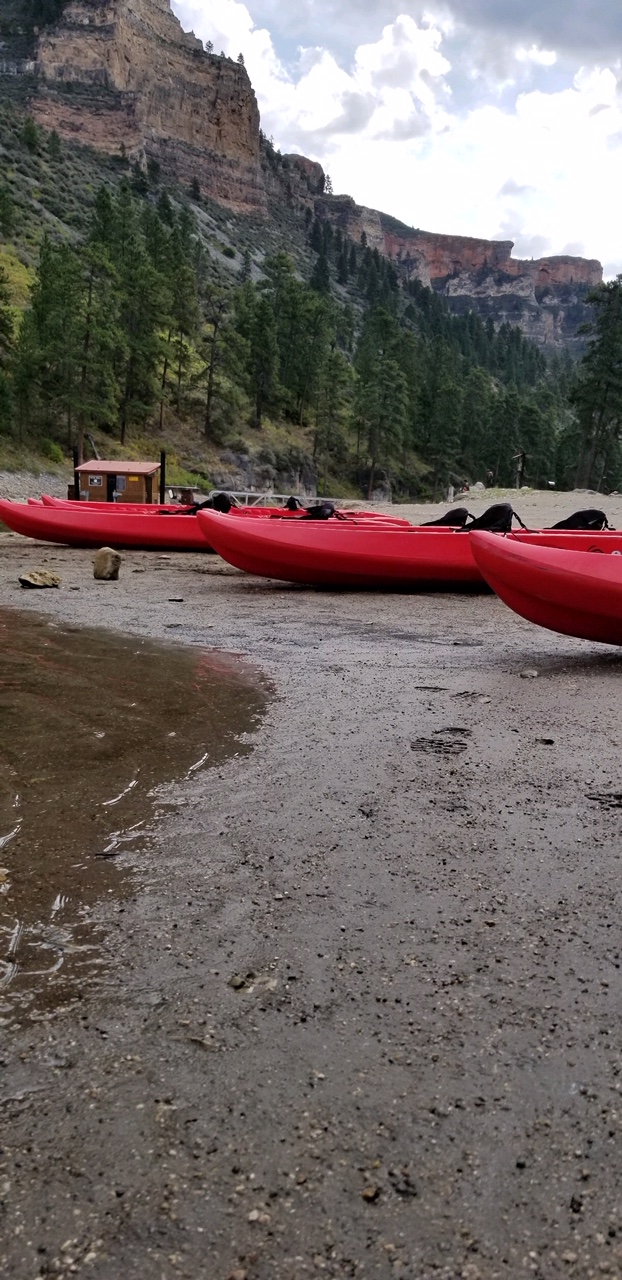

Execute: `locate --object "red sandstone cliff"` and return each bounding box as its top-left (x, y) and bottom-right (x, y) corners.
top-left (313, 191), bottom-right (602, 350)
top-left (317, 193), bottom-right (602, 291)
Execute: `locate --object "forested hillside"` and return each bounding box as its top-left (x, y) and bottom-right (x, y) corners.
top-left (0, 93), bottom-right (617, 497)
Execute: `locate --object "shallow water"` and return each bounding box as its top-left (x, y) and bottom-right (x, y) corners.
top-left (0, 609), bottom-right (271, 1024)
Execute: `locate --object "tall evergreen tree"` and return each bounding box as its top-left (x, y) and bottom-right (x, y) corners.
top-left (248, 295), bottom-right (279, 428)
top-left (0, 266), bottom-right (15, 368)
top-left (354, 307), bottom-right (408, 497)
top-left (571, 277), bottom-right (622, 490)
top-left (0, 187), bottom-right (15, 238)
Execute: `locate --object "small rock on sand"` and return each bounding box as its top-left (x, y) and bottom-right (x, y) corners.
top-left (93, 548), bottom-right (122, 580)
top-left (18, 570), bottom-right (61, 589)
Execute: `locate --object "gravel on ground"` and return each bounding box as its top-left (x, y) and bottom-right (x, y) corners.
top-left (0, 487), bottom-right (621, 1280)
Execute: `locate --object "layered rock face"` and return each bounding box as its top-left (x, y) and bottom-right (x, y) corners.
top-left (319, 195), bottom-right (602, 352)
top-left (31, 0), bottom-right (265, 212)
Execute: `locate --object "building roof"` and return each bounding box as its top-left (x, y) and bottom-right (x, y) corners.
top-left (75, 460), bottom-right (160, 475)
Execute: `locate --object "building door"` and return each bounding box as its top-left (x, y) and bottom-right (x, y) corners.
top-left (106, 474), bottom-right (116, 502)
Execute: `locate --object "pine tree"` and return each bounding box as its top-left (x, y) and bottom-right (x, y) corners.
top-left (197, 292), bottom-right (242, 439)
top-left (91, 186), bottom-right (116, 250)
top-left (248, 295), bottom-right (279, 428)
top-left (460, 367), bottom-right (493, 479)
top-left (571, 277), bottom-right (622, 489)
top-left (0, 370), bottom-right (12, 436)
top-left (48, 130), bottom-right (62, 160)
top-left (354, 307), bottom-right (408, 497)
top-left (167, 228), bottom-right (200, 413)
top-left (20, 117), bottom-right (39, 154)
top-left (313, 346), bottom-right (353, 493)
top-left (310, 250), bottom-right (330, 296)
top-left (0, 187), bottom-right (14, 238)
top-left (23, 238), bottom-right (83, 443)
top-left (157, 190), bottom-right (175, 227)
top-left (117, 247), bottom-right (167, 444)
top-left (0, 266), bottom-right (15, 368)
top-left (75, 245), bottom-right (123, 456)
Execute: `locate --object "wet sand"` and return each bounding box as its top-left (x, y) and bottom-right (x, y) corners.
top-left (1, 491), bottom-right (622, 1279)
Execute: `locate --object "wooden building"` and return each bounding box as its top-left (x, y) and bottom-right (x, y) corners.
top-left (74, 460), bottom-right (162, 504)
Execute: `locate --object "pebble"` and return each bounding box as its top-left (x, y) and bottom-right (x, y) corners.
top-left (361, 1186), bottom-right (380, 1202)
top-left (519, 669), bottom-right (539, 678)
top-left (228, 972), bottom-right (255, 990)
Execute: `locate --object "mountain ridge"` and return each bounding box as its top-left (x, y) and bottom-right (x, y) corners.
top-left (0, 0), bottom-right (603, 352)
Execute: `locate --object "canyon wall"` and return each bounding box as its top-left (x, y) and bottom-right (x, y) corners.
top-left (317, 193), bottom-right (602, 352)
top-left (31, 0), bottom-right (266, 213)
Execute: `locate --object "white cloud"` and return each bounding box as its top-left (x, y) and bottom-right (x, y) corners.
top-left (515, 45), bottom-right (557, 67)
top-left (173, 2), bottom-right (622, 275)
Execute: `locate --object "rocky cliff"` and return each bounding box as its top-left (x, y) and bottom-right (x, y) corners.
top-left (317, 193), bottom-right (602, 353)
top-left (30, 0), bottom-right (266, 213)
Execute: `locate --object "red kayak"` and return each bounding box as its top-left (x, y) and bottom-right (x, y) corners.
top-left (39, 493), bottom-right (411, 525)
top-left (0, 499), bottom-right (213, 551)
top-left (196, 509), bottom-right (483, 587)
top-left (38, 495), bottom-right (193, 514)
top-left (470, 531), bottom-right (622, 645)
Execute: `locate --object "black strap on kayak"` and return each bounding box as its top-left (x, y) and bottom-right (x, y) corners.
top-left (456, 502), bottom-right (528, 533)
top-left (422, 507), bottom-right (472, 527)
top-left (299, 502), bottom-right (337, 521)
top-left (549, 508), bottom-right (612, 530)
top-left (158, 492), bottom-right (240, 516)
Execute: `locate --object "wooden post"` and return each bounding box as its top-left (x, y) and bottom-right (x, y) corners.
top-left (159, 450), bottom-right (166, 505)
top-left (72, 447), bottom-right (80, 501)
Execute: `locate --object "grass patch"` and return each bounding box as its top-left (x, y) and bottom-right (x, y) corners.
top-left (0, 241), bottom-right (35, 308)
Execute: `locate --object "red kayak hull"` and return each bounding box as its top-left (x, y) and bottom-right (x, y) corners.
top-left (39, 495), bottom-right (193, 514)
top-left (0, 500), bottom-right (212, 551)
top-left (39, 494), bottom-right (410, 525)
top-left (196, 509), bottom-right (483, 587)
top-left (470, 531), bottom-right (622, 645)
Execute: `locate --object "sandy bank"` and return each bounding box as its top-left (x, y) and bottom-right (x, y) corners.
top-left (0, 493), bottom-right (621, 1279)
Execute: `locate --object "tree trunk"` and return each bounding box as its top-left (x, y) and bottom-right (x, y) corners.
top-left (76, 265), bottom-right (94, 468)
top-left (159, 330), bottom-right (172, 432)
top-left (176, 329), bottom-right (184, 413)
top-left (204, 316), bottom-right (221, 439)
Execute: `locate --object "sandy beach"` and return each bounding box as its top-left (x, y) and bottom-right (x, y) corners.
top-left (1, 487), bottom-right (622, 1280)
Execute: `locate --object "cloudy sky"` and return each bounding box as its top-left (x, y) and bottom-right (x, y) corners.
top-left (173, 1), bottom-right (622, 276)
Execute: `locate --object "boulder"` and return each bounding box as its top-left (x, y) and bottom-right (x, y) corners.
top-left (93, 548), bottom-right (122, 581)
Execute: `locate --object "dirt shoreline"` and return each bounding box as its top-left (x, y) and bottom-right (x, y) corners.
top-left (1, 493), bottom-right (622, 1280)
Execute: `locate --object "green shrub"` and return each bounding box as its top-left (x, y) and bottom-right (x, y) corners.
top-left (227, 435), bottom-right (249, 454)
top-left (41, 439), bottom-right (66, 464)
